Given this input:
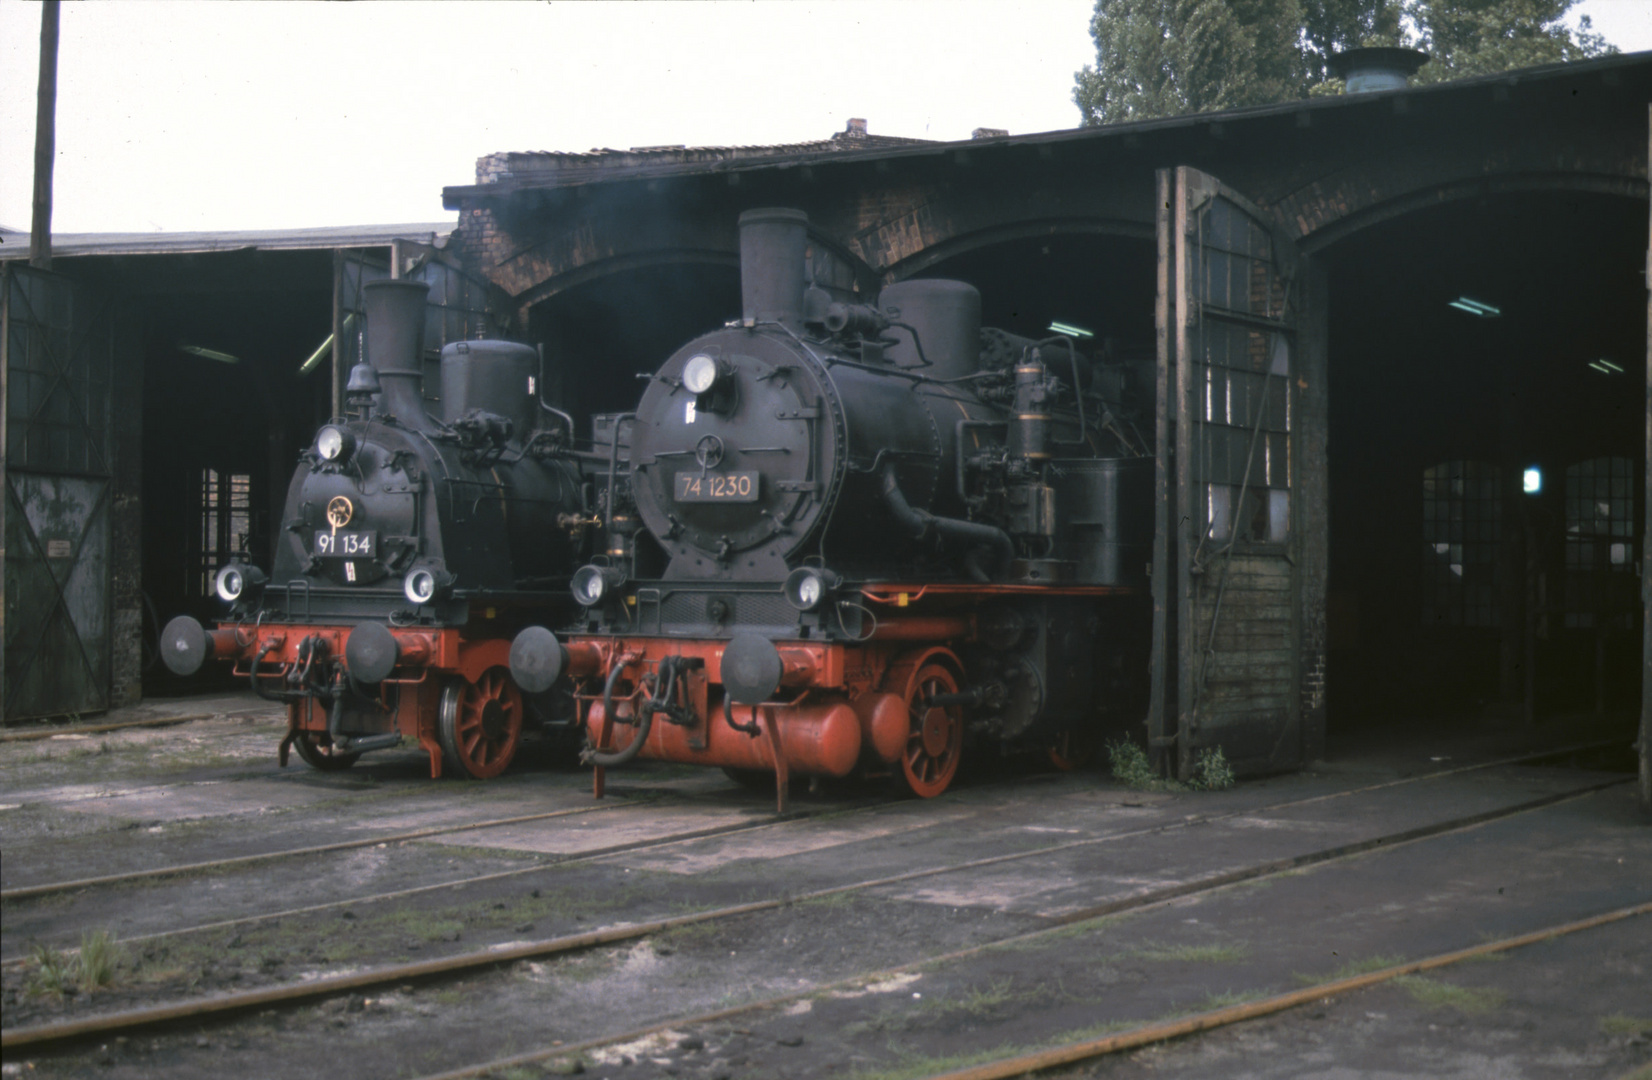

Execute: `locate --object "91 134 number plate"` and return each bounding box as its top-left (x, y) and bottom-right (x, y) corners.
top-left (675, 471), bottom-right (758, 503)
top-left (314, 530), bottom-right (376, 557)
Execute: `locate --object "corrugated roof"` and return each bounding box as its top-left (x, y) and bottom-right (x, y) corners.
top-left (0, 222), bottom-right (456, 261)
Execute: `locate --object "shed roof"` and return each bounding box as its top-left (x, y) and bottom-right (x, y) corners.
top-left (0, 221), bottom-right (455, 261)
top-left (444, 50), bottom-right (1652, 206)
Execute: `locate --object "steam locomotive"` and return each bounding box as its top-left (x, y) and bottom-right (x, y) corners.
top-left (161, 278), bottom-right (598, 778)
top-left (509, 208), bottom-right (1153, 805)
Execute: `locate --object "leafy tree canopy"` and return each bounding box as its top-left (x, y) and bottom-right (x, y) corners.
top-left (1074, 0), bottom-right (1616, 125)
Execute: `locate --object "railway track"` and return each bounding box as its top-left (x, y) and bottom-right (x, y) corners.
top-left (0, 791), bottom-right (670, 902)
top-left (0, 714), bottom-right (214, 743)
top-left (8, 737), bottom-right (1614, 902)
top-left (0, 792), bottom-right (884, 968)
top-left (1, 761), bottom-right (1628, 1055)
top-left (420, 896), bottom-right (1651, 1080)
top-left (3, 739), bottom-right (1615, 970)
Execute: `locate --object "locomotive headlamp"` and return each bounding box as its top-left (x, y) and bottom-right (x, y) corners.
top-left (784, 566), bottom-right (841, 612)
top-left (214, 562), bottom-right (267, 603)
top-left (404, 569), bottom-right (438, 605)
top-left (316, 425), bottom-right (356, 463)
top-left (572, 564), bottom-right (626, 607)
top-left (682, 354), bottom-right (722, 395)
top-left (402, 562), bottom-right (454, 606)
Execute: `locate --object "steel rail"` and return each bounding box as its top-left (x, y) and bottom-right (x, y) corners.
top-left (0, 714), bottom-right (212, 743)
top-left (3, 734), bottom-right (1621, 904)
top-left (3, 737), bottom-right (1616, 965)
top-left (0, 797), bottom-right (661, 901)
top-left (0, 795), bottom-right (888, 968)
top-left (1, 775), bottom-right (1627, 1054)
top-left (406, 780), bottom-right (1639, 1080)
top-left (919, 900), bottom-right (1652, 1080)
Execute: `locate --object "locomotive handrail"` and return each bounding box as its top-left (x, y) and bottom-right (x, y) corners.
top-left (283, 578), bottom-right (313, 621)
top-left (603, 412), bottom-right (636, 562)
top-left (1034, 333), bottom-right (1093, 452)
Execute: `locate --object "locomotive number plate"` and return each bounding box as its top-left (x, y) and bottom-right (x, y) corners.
top-left (675, 471), bottom-right (758, 503)
top-left (314, 530), bottom-right (376, 557)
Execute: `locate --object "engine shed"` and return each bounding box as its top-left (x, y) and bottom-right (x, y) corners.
top-left (0, 224), bottom-right (508, 719)
top-left (439, 52), bottom-right (1651, 793)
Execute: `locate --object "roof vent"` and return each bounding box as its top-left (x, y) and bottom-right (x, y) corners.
top-left (1327, 47), bottom-right (1429, 93)
top-left (972, 127), bottom-right (1009, 140)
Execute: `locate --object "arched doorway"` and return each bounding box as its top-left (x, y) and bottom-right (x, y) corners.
top-left (1320, 188), bottom-right (1646, 736)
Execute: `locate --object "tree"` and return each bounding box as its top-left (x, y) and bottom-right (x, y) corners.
top-left (1410, 0), bottom-right (1613, 83)
top-left (1073, 0), bottom-right (1615, 125)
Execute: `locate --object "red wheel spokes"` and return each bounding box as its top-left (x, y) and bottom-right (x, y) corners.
top-left (453, 670), bottom-right (520, 774)
top-left (901, 668), bottom-right (961, 797)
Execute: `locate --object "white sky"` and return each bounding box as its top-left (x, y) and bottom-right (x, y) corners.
top-left (1, 0), bottom-right (1648, 234)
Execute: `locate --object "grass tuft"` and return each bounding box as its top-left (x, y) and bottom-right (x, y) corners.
top-left (1106, 739), bottom-right (1181, 791)
top-left (1392, 975), bottom-right (1504, 1013)
top-left (1107, 740), bottom-right (1237, 791)
top-left (1187, 746), bottom-right (1235, 790)
top-left (78, 928), bottom-right (123, 991)
top-left (25, 941), bottom-right (78, 998)
top-left (1134, 941), bottom-right (1250, 964)
top-left (1600, 1014), bottom-right (1652, 1037)
top-left (24, 929), bottom-right (124, 997)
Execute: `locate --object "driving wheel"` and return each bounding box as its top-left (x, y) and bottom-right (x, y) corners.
top-left (438, 668), bottom-right (523, 779)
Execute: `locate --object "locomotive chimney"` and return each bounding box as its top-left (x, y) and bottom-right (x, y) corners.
top-left (363, 278), bottom-right (434, 430)
top-left (738, 208), bottom-right (809, 331)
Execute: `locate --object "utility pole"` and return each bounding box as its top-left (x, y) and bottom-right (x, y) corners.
top-left (30, 0), bottom-right (61, 271)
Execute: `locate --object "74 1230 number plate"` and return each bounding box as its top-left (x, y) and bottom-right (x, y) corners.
top-left (674, 471), bottom-right (758, 503)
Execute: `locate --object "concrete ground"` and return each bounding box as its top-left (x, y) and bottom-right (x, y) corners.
top-left (0, 692), bottom-right (1645, 1080)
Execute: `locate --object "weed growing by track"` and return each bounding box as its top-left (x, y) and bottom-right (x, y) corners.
top-left (1106, 740), bottom-right (1235, 791)
top-left (1600, 1014), bottom-right (1652, 1037)
top-left (1132, 940), bottom-right (1251, 964)
top-left (24, 929), bottom-right (124, 997)
top-left (1188, 747), bottom-right (1235, 790)
top-left (1392, 974), bottom-right (1505, 1013)
top-left (25, 941), bottom-right (76, 997)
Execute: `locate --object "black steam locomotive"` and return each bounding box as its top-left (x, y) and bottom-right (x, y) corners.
top-left (510, 208), bottom-right (1153, 805)
top-left (162, 279), bottom-right (598, 778)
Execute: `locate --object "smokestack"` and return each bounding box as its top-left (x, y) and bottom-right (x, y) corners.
top-left (1327, 47), bottom-right (1429, 93)
top-left (363, 279), bottom-right (433, 428)
top-left (738, 208), bottom-right (809, 331)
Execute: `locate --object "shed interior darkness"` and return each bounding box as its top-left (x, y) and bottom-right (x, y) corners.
top-left (72, 251), bottom-right (338, 693)
top-left (530, 264), bottom-right (741, 438)
top-left (1325, 190), bottom-right (1646, 733)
